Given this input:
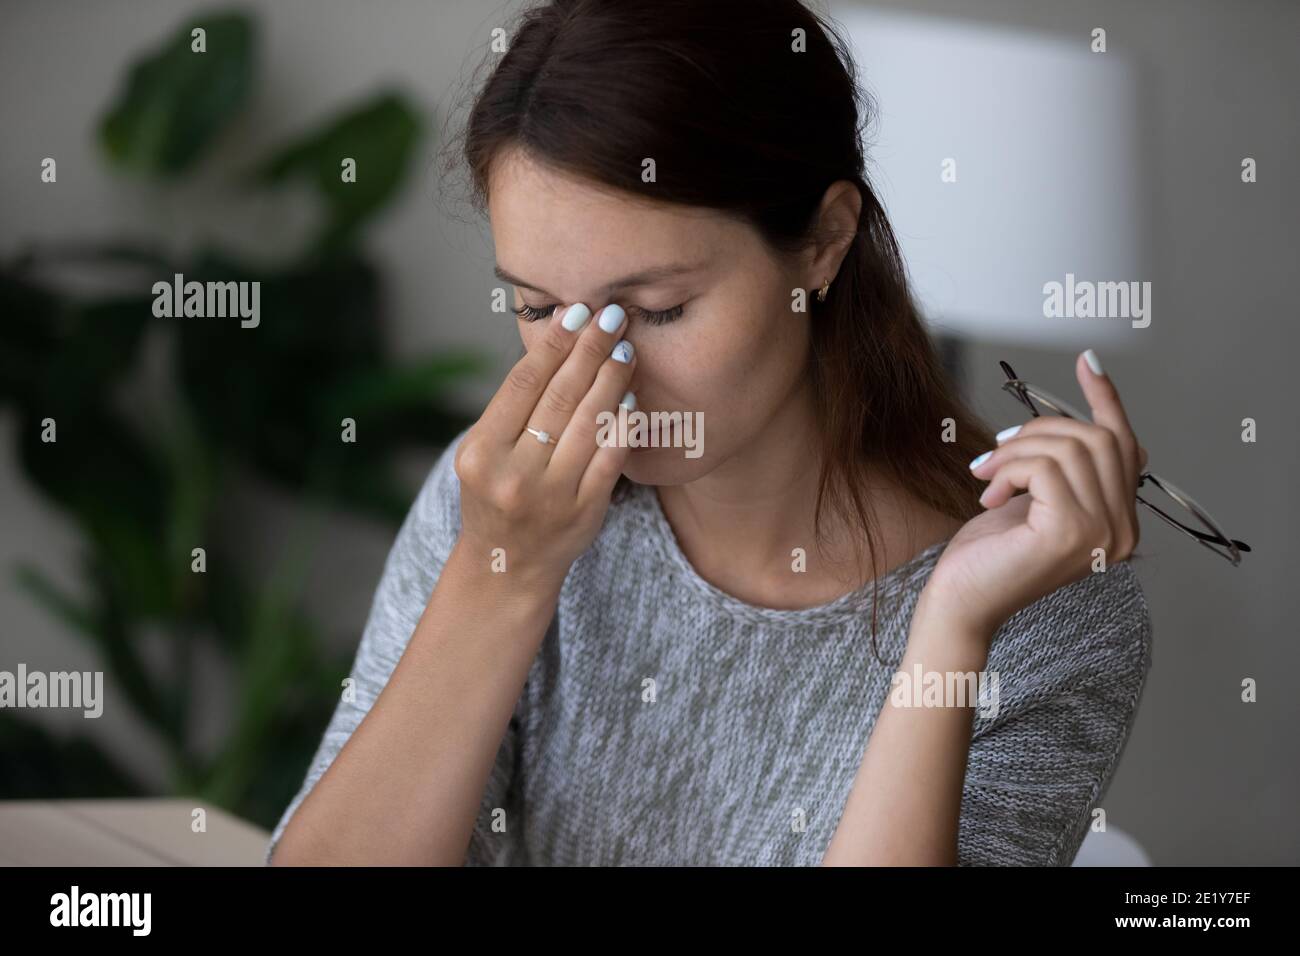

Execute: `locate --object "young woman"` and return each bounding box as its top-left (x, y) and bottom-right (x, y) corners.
top-left (268, 0), bottom-right (1152, 866)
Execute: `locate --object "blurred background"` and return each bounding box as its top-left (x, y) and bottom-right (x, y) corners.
top-left (1, 0), bottom-right (1296, 865)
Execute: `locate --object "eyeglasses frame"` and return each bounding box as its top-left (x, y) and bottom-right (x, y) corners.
top-left (997, 360), bottom-right (1251, 566)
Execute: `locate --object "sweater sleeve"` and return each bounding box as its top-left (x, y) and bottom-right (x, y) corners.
top-left (263, 426), bottom-right (524, 866)
top-left (956, 561), bottom-right (1154, 866)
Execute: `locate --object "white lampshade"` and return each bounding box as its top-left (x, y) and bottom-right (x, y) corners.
top-left (840, 6), bottom-right (1145, 348)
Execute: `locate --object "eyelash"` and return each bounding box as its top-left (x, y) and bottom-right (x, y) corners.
top-left (512, 303), bottom-right (685, 326)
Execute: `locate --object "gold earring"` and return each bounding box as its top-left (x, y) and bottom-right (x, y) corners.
top-left (816, 276), bottom-right (830, 302)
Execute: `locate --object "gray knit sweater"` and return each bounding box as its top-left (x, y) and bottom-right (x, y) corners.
top-left (266, 427), bottom-right (1153, 866)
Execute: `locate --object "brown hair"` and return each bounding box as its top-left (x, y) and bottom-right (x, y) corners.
top-left (446, 0), bottom-right (995, 658)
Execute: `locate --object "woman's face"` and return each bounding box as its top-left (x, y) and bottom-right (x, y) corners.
top-left (487, 146), bottom-right (815, 486)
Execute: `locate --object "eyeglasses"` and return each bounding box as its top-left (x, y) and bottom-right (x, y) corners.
top-left (999, 360), bottom-right (1251, 566)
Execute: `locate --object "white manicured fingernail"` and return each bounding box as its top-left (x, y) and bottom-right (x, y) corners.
top-left (969, 450), bottom-right (992, 470)
top-left (562, 303), bottom-right (591, 332)
top-left (619, 390), bottom-right (636, 411)
top-left (611, 340), bottom-right (634, 363)
top-left (1083, 348), bottom-right (1104, 375)
top-left (995, 424), bottom-right (1022, 443)
top-left (598, 303), bottom-right (626, 333)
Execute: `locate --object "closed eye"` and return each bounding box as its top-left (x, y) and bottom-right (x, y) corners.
top-left (513, 303), bottom-right (685, 326)
top-left (512, 303), bottom-right (557, 322)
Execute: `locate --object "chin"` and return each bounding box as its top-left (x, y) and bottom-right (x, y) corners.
top-left (619, 445), bottom-right (716, 486)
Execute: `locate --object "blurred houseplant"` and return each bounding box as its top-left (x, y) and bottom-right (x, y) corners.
top-left (0, 11), bottom-right (485, 826)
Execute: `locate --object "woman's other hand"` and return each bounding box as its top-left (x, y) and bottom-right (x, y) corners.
top-left (922, 350), bottom-right (1150, 642)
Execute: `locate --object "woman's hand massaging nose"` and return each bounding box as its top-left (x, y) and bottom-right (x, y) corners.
top-left (453, 301), bottom-right (637, 590)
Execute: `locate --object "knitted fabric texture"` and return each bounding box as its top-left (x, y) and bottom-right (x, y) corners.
top-left (266, 427), bottom-right (1153, 866)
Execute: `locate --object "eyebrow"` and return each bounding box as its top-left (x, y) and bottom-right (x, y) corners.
top-left (493, 261), bottom-right (706, 298)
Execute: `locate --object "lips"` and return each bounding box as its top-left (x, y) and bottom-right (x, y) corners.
top-left (620, 414), bottom-right (674, 448)
top-left (649, 417), bottom-right (677, 444)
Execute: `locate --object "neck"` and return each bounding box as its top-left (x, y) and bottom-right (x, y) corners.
top-left (654, 389), bottom-right (961, 610)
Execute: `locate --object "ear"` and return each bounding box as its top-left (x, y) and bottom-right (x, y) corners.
top-left (803, 180), bottom-right (862, 288)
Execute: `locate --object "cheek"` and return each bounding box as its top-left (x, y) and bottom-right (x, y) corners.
top-left (518, 320), bottom-right (544, 352)
top-left (691, 290), bottom-right (801, 380)
top-left (636, 314), bottom-right (777, 414)
top-left (701, 303), bottom-right (807, 423)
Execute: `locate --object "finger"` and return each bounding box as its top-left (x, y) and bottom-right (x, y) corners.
top-left (549, 345), bottom-right (638, 492)
top-left (995, 417), bottom-right (1133, 542)
top-left (579, 416), bottom-right (636, 504)
top-left (974, 433), bottom-right (1108, 527)
top-left (1075, 350), bottom-right (1142, 482)
top-left (516, 304), bottom-right (630, 464)
top-left (976, 455), bottom-right (1085, 542)
top-left (478, 302), bottom-right (593, 449)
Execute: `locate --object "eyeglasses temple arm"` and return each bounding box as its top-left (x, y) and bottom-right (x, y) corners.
top-left (1136, 493), bottom-right (1252, 552)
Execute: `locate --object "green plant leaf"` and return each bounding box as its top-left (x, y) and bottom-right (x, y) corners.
top-left (13, 563), bottom-right (97, 639)
top-left (175, 249), bottom-right (383, 481)
top-left (202, 504), bottom-right (325, 807)
top-left (0, 269), bottom-right (64, 407)
top-left (83, 553), bottom-right (179, 749)
top-left (98, 11), bottom-right (254, 175)
top-left (17, 406), bottom-right (173, 614)
top-left (0, 259), bottom-right (159, 412)
top-left (0, 714), bottom-right (144, 798)
top-left (5, 8), bottom-right (485, 823)
top-left (323, 351), bottom-right (490, 420)
top-left (254, 91), bottom-right (421, 252)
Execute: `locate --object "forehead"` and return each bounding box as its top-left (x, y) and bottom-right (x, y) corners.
top-left (487, 146), bottom-right (737, 284)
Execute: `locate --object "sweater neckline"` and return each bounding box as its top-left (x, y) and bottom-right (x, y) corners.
top-left (635, 481), bottom-right (953, 629)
